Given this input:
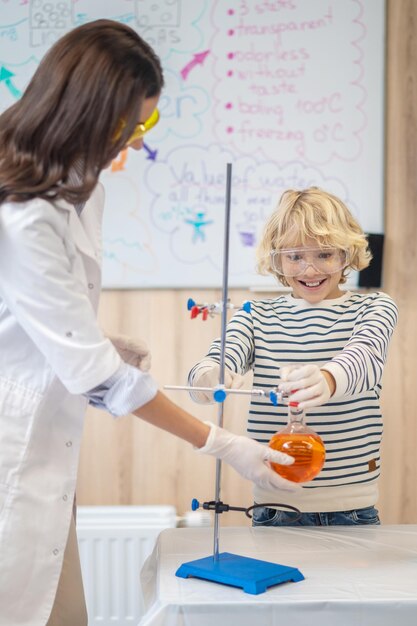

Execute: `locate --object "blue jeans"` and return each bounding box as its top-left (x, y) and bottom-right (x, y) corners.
top-left (252, 504), bottom-right (380, 526)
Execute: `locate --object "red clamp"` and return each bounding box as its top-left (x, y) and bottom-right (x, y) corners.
top-left (190, 305), bottom-right (209, 320)
top-left (190, 305), bottom-right (200, 319)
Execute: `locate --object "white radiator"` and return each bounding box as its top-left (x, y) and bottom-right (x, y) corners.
top-left (77, 505), bottom-right (177, 625)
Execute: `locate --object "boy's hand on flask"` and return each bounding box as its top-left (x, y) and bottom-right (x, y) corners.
top-left (279, 364), bottom-right (334, 409)
top-left (197, 422), bottom-right (301, 491)
top-left (190, 359), bottom-right (245, 404)
top-left (109, 334), bottom-right (151, 372)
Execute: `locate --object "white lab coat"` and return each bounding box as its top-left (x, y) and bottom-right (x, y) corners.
top-left (0, 184), bottom-right (123, 626)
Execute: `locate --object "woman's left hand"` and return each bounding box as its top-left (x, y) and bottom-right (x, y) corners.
top-left (108, 334), bottom-right (151, 371)
top-left (278, 364), bottom-right (335, 409)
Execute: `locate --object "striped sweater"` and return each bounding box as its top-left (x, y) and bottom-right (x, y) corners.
top-left (188, 291), bottom-right (398, 512)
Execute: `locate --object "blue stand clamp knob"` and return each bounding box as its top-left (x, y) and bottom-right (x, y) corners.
top-left (213, 388), bottom-right (227, 403)
top-left (269, 390), bottom-right (278, 406)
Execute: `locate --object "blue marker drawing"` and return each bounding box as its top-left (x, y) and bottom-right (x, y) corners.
top-left (184, 210), bottom-right (213, 243)
top-left (143, 142), bottom-right (158, 161)
top-left (0, 66), bottom-right (22, 99)
top-left (104, 238), bottom-right (144, 252)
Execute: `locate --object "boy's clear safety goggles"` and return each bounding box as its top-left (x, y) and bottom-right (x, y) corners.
top-left (115, 108), bottom-right (160, 144)
top-left (270, 247), bottom-right (349, 277)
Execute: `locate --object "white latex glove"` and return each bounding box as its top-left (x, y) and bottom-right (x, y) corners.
top-left (197, 422), bottom-right (302, 492)
top-left (279, 364), bottom-right (332, 409)
top-left (190, 359), bottom-right (245, 404)
top-left (108, 334), bottom-right (151, 372)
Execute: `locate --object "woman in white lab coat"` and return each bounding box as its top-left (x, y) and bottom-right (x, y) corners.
top-left (0, 19), bottom-right (298, 626)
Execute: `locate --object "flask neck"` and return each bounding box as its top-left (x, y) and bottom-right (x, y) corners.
top-left (281, 403), bottom-right (319, 438)
top-left (288, 404), bottom-right (305, 424)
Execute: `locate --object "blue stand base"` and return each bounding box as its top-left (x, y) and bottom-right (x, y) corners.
top-left (175, 552), bottom-right (304, 594)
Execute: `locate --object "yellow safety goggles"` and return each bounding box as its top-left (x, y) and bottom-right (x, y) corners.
top-left (115, 108), bottom-right (160, 144)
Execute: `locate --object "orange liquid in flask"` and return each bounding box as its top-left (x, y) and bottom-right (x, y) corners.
top-left (269, 405), bottom-right (325, 483)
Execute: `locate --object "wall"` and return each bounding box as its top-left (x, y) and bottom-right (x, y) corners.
top-left (77, 0), bottom-right (417, 525)
top-left (378, 0), bottom-right (417, 523)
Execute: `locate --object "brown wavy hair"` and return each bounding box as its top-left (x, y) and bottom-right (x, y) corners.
top-left (256, 187), bottom-right (372, 286)
top-left (0, 19), bottom-right (163, 206)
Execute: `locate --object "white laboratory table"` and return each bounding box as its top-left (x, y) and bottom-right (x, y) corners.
top-left (139, 525), bottom-right (417, 626)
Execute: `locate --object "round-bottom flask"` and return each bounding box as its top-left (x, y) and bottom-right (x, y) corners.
top-left (269, 404), bottom-right (325, 483)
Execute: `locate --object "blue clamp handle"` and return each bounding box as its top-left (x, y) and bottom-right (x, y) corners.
top-left (269, 390), bottom-right (279, 406)
top-left (242, 301), bottom-right (251, 313)
top-left (187, 298), bottom-right (196, 310)
top-left (191, 498), bottom-right (200, 511)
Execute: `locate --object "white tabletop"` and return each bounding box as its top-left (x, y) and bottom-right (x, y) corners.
top-left (139, 525), bottom-right (417, 626)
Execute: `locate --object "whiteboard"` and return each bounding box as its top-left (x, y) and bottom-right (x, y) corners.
top-left (0, 0), bottom-right (385, 289)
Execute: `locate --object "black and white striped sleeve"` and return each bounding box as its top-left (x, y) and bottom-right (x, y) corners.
top-left (321, 293), bottom-right (398, 398)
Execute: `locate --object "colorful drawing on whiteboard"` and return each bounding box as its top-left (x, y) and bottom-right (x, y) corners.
top-left (0, 0), bottom-right (385, 288)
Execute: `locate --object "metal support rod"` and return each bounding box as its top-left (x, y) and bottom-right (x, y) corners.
top-left (219, 162), bottom-right (232, 389)
top-left (213, 162), bottom-right (233, 561)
